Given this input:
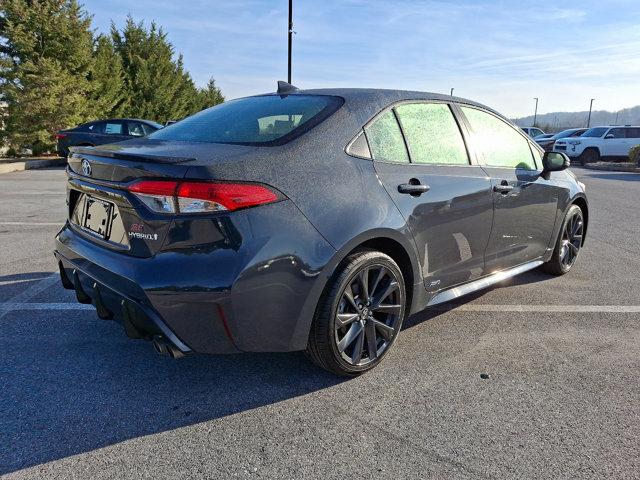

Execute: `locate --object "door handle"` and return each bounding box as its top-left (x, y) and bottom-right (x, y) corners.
top-left (493, 181), bottom-right (514, 194)
top-left (398, 183), bottom-right (430, 195)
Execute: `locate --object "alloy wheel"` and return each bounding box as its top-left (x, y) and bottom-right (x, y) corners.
top-left (334, 264), bottom-right (402, 366)
top-left (559, 210), bottom-right (583, 270)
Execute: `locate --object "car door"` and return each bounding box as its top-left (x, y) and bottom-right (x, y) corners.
top-left (366, 102), bottom-right (493, 292)
top-left (459, 106), bottom-right (559, 272)
top-left (602, 127), bottom-right (627, 156)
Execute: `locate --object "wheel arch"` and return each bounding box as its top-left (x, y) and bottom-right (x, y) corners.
top-left (571, 194), bottom-right (589, 245)
top-left (290, 228), bottom-right (425, 350)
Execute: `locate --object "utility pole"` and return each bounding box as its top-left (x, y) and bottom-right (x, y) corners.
top-left (287, 0), bottom-right (293, 84)
top-left (614, 111), bottom-right (619, 125)
top-left (587, 98), bottom-right (595, 127)
top-left (533, 97), bottom-right (539, 127)
top-left (450, 88), bottom-right (454, 96)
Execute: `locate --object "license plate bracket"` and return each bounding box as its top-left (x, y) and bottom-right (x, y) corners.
top-left (82, 196), bottom-right (114, 239)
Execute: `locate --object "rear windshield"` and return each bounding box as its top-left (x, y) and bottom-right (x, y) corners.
top-left (149, 94), bottom-right (343, 146)
top-left (581, 127), bottom-right (607, 138)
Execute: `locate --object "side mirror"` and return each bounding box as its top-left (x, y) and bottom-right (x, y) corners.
top-left (605, 134), bottom-right (615, 139)
top-left (542, 151), bottom-right (570, 173)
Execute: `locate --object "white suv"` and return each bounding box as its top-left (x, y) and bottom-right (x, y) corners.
top-left (554, 125), bottom-right (640, 163)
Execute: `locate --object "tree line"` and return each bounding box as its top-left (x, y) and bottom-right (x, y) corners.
top-left (0, 0), bottom-right (224, 155)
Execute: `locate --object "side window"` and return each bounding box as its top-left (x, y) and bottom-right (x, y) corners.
top-left (86, 122), bottom-right (104, 134)
top-left (141, 123), bottom-right (159, 136)
top-left (346, 130), bottom-right (372, 158)
top-left (626, 128), bottom-right (640, 139)
top-left (364, 110), bottom-right (409, 163)
top-left (104, 122), bottom-right (124, 135)
top-left (394, 103), bottom-right (468, 165)
top-left (461, 107), bottom-right (536, 170)
top-left (608, 128), bottom-right (626, 139)
top-left (127, 121), bottom-right (145, 137)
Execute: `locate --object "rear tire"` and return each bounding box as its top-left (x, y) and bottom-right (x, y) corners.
top-left (542, 204), bottom-right (584, 276)
top-left (579, 148), bottom-right (600, 164)
top-left (307, 249), bottom-right (407, 376)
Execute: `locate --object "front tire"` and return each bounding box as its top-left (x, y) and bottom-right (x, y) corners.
top-left (307, 250), bottom-right (407, 376)
top-left (579, 148), bottom-right (600, 164)
top-left (542, 204), bottom-right (584, 275)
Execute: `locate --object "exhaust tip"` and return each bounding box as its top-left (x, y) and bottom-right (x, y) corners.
top-left (152, 335), bottom-right (185, 359)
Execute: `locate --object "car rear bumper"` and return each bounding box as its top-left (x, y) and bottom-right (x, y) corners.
top-left (54, 199), bottom-right (337, 355)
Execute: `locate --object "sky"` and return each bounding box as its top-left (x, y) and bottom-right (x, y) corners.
top-left (83, 0), bottom-right (640, 118)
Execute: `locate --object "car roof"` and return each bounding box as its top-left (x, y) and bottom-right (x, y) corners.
top-left (252, 87), bottom-right (511, 124)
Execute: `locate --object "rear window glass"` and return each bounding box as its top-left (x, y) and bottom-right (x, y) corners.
top-left (149, 94), bottom-right (343, 145)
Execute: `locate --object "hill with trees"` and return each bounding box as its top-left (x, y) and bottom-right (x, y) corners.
top-left (513, 106), bottom-right (640, 133)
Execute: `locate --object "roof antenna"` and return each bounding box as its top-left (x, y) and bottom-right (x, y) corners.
top-left (277, 80), bottom-right (299, 95)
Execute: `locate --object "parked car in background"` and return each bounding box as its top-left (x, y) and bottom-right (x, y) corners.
top-left (55, 84), bottom-right (588, 376)
top-left (56, 118), bottom-right (163, 157)
top-left (521, 127), bottom-right (546, 138)
top-left (536, 128), bottom-right (587, 151)
top-left (554, 125), bottom-right (640, 163)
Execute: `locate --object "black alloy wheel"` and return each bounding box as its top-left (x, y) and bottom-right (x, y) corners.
top-left (542, 204), bottom-right (584, 275)
top-left (307, 250), bottom-right (406, 376)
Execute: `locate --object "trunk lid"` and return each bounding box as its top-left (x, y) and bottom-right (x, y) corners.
top-left (66, 139), bottom-right (260, 258)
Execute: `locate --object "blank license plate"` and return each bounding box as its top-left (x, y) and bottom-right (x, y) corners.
top-left (82, 196), bottom-right (113, 239)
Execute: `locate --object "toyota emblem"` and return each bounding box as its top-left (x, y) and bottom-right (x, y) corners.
top-left (81, 158), bottom-right (92, 176)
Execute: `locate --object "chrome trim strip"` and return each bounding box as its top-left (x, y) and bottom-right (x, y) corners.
top-left (427, 260), bottom-right (544, 307)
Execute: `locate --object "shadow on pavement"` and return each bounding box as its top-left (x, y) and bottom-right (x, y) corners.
top-left (1, 283), bottom-right (345, 474)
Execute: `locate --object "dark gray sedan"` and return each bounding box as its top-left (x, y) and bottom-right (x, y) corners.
top-left (56, 118), bottom-right (163, 157)
top-left (55, 84), bottom-right (588, 376)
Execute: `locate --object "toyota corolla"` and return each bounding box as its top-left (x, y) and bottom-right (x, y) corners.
top-left (55, 82), bottom-right (588, 376)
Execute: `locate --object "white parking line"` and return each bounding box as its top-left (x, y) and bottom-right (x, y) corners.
top-left (0, 222), bottom-right (63, 226)
top-left (0, 273), bottom-right (64, 320)
top-left (432, 304), bottom-right (640, 313)
top-left (1, 301), bottom-right (639, 316)
top-left (0, 303), bottom-right (93, 311)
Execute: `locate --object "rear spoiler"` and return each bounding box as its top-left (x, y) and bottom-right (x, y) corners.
top-left (69, 145), bottom-right (195, 164)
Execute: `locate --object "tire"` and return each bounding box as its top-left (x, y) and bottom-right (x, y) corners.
top-left (579, 148), bottom-right (600, 164)
top-left (307, 249), bottom-right (407, 376)
top-left (542, 204), bottom-right (584, 276)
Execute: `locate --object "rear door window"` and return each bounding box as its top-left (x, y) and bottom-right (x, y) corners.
top-left (364, 110), bottom-right (409, 163)
top-left (104, 122), bottom-right (124, 135)
top-left (394, 103), bottom-right (469, 165)
top-left (625, 128), bottom-right (640, 139)
top-left (461, 106), bottom-right (536, 170)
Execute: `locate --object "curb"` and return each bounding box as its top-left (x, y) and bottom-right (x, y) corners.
top-left (0, 158), bottom-right (66, 174)
top-left (581, 164), bottom-right (640, 173)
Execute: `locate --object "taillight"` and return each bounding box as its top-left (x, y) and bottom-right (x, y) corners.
top-left (55, 133), bottom-right (67, 140)
top-left (127, 180), bottom-right (280, 214)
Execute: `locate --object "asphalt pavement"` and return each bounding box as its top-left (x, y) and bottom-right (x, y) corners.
top-left (1, 167), bottom-right (639, 479)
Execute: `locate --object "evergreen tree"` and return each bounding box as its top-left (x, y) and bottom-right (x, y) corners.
top-left (111, 17), bottom-right (203, 123)
top-left (197, 77), bottom-right (225, 111)
top-left (0, 0), bottom-right (94, 154)
top-left (89, 34), bottom-right (126, 119)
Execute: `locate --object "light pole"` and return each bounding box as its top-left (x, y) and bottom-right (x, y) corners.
top-left (587, 98), bottom-right (595, 127)
top-left (450, 88), bottom-right (454, 96)
top-left (287, 0), bottom-right (293, 84)
top-left (533, 97), bottom-right (539, 127)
